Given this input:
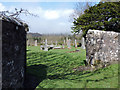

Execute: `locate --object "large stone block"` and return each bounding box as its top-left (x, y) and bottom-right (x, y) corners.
top-left (0, 20), bottom-right (26, 88)
top-left (86, 30), bottom-right (120, 64)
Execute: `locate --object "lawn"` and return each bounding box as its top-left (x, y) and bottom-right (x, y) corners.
top-left (26, 46), bottom-right (118, 88)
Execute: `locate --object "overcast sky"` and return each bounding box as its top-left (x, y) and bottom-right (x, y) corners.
top-left (0, 1), bottom-right (100, 34)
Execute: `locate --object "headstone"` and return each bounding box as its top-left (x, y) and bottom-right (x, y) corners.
top-left (40, 45), bottom-right (43, 50)
top-left (68, 39), bottom-right (71, 49)
top-left (66, 37), bottom-right (68, 46)
top-left (51, 41), bottom-right (53, 45)
top-left (64, 40), bottom-right (66, 45)
top-left (62, 44), bottom-right (64, 49)
top-left (62, 40), bottom-right (65, 49)
top-left (34, 40), bottom-right (37, 46)
top-left (27, 39), bottom-right (29, 50)
top-left (75, 39), bottom-right (77, 48)
top-left (42, 40), bottom-right (45, 44)
top-left (56, 41), bottom-right (58, 46)
top-left (81, 37), bottom-right (86, 49)
top-left (44, 39), bottom-right (48, 51)
top-left (27, 39), bottom-right (29, 46)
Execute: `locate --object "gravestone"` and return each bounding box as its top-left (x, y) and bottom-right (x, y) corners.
top-left (27, 39), bottom-right (29, 50)
top-left (34, 40), bottom-right (37, 46)
top-left (75, 39), bottom-right (77, 48)
top-left (81, 37), bottom-right (86, 49)
top-left (62, 44), bottom-right (64, 49)
top-left (42, 40), bottom-right (45, 44)
top-left (64, 40), bottom-right (65, 45)
top-left (68, 39), bottom-right (71, 49)
top-left (51, 41), bottom-right (53, 45)
top-left (62, 40), bottom-right (65, 49)
top-left (27, 40), bottom-right (29, 46)
top-left (0, 16), bottom-right (26, 88)
top-left (66, 37), bottom-right (68, 46)
top-left (44, 39), bottom-right (48, 51)
top-left (40, 45), bottom-right (43, 50)
top-left (56, 41), bottom-right (58, 46)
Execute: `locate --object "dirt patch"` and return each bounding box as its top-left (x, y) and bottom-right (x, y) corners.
top-left (73, 65), bottom-right (92, 72)
top-left (66, 49), bottom-right (80, 53)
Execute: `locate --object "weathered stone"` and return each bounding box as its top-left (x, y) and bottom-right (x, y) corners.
top-left (0, 20), bottom-right (26, 88)
top-left (86, 30), bottom-right (120, 64)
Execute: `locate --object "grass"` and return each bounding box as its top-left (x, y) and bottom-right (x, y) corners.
top-left (27, 46), bottom-right (118, 88)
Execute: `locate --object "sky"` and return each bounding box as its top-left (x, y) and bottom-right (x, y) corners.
top-left (0, 1), bottom-right (100, 34)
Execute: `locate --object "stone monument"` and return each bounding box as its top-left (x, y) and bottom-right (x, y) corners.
top-left (44, 39), bottom-right (48, 51)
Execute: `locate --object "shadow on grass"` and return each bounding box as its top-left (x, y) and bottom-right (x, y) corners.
top-left (47, 69), bottom-right (116, 84)
top-left (47, 71), bottom-right (91, 80)
top-left (24, 64), bottom-right (47, 89)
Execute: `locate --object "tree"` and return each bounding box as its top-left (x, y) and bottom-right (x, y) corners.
top-left (71, 2), bottom-right (120, 38)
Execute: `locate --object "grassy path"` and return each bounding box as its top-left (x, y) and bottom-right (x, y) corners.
top-left (26, 46), bottom-right (118, 88)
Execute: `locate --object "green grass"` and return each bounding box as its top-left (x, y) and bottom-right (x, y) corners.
top-left (27, 46), bottom-right (118, 88)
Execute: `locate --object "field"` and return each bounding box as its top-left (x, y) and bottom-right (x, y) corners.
top-left (26, 46), bottom-right (118, 89)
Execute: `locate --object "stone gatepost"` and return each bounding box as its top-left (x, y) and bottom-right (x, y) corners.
top-left (0, 17), bottom-right (26, 88)
top-left (86, 30), bottom-right (120, 64)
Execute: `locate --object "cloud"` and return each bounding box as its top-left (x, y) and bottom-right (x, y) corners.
top-left (44, 10), bottom-right (60, 20)
top-left (1, 3), bottom-right (73, 34)
top-left (29, 8), bottom-right (73, 20)
top-left (62, 9), bottom-right (74, 16)
top-left (59, 22), bottom-right (66, 26)
top-left (0, 3), bottom-right (6, 11)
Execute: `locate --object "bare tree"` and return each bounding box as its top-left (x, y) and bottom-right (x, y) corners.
top-left (0, 8), bottom-right (38, 18)
top-left (69, 2), bottom-right (92, 23)
top-left (0, 8), bottom-right (38, 31)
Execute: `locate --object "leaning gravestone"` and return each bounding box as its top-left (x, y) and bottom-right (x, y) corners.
top-left (0, 15), bottom-right (26, 88)
top-left (44, 39), bottom-right (48, 51)
top-left (34, 40), bottom-right (37, 46)
top-left (81, 37), bottom-right (86, 49)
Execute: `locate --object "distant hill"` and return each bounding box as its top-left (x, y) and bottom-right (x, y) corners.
top-left (27, 32), bottom-right (42, 37)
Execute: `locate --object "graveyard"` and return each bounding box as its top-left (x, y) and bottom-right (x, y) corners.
top-left (0, 1), bottom-right (119, 89)
top-left (26, 44), bottom-right (118, 88)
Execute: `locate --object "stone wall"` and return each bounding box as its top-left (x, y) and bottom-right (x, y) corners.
top-left (0, 20), bottom-right (26, 88)
top-left (86, 30), bottom-right (120, 64)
